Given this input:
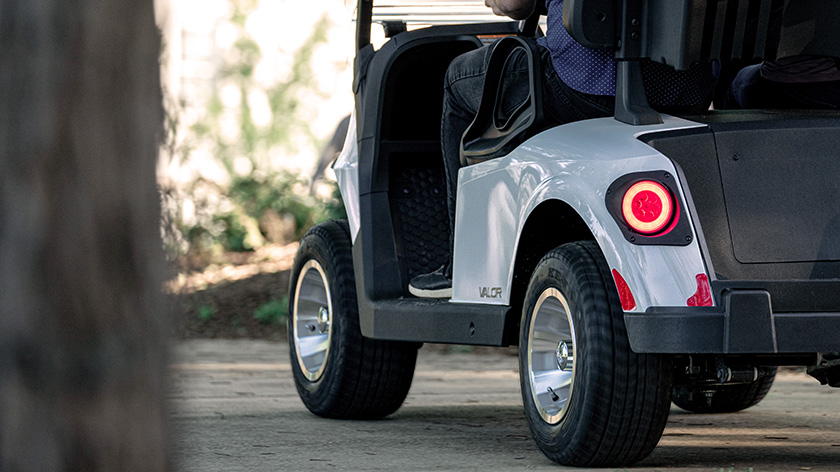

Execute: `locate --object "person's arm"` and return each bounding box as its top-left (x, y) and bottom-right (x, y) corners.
top-left (485, 0), bottom-right (536, 20)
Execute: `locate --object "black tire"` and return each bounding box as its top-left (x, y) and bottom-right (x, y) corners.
top-left (519, 241), bottom-right (672, 467)
top-left (672, 367), bottom-right (777, 413)
top-left (288, 219), bottom-right (417, 419)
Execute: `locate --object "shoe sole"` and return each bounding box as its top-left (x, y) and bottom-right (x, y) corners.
top-left (408, 285), bottom-right (453, 299)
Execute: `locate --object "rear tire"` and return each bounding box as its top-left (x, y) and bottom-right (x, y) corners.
top-left (288, 220), bottom-right (418, 419)
top-left (672, 367), bottom-right (777, 413)
top-left (520, 241), bottom-right (672, 467)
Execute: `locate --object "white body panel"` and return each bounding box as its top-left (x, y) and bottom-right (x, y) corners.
top-left (333, 111), bottom-right (361, 243)
top-left (451, 116), bottom-right (712, 312)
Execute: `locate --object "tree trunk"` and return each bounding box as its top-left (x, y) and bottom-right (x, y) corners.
top-left (0, 0), bottom-right (168, 470)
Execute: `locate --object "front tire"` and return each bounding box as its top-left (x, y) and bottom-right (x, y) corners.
top-left (520, 241), bottom-right (672, 467)
top-left (289, 220), bottom-right (418, 419)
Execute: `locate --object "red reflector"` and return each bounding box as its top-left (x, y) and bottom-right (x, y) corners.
top-left (687, 274), bottom-right (713, 307)
top-left (621, 180), bottom-right (675, 235)
top-left (612, 269), bottom-right (636, 311)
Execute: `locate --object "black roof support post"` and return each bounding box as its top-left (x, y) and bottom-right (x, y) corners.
top-left (356, 0), bottom-right (373, 50)
top-left (614, 0), bottom-right (661, 125)
top-left (614, 60), bottom-right (661, 125)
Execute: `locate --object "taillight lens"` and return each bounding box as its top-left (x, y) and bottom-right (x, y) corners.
top-left (621, 180), bottom-right (675, 235)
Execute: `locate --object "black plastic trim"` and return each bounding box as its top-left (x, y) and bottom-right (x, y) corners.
top-left (625, 289), bottom-right (840, 354)
top-left (353, 233), bottom-right (515, 346)
top-left (362, 299), bottom-right (513, 346)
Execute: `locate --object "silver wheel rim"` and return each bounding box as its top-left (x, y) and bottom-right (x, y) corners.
top-left (292, 259), bottom-right (333, 382)
top-left (527, 287), bottom-right (577, 425)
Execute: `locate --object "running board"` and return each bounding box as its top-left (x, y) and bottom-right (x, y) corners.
top-left (360, 298), bottom-right (515, 346)
top-left (351, 227), bottom-right (516, 346)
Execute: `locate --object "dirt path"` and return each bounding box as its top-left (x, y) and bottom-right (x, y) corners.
top-left (170, 339), bottom-right (840, 472)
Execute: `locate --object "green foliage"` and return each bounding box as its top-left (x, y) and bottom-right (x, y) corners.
top-left (198, 305), bottom-right (218, 322)
top-left (231, 171), bottom-right (344, 238)
top-left (177, 171), bottom-right (345, 255)
top-left (161, 0), bottom-right (348, 258)
top-left (254, 297), bottom-right (288, 325)
top-left (211, 212), bottom-right (251, 252)
top-left (194, 7), bottom-right (333, 175)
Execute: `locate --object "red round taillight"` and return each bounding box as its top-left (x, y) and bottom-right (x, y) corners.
top-left (621, 180), bottom-right (675, 235)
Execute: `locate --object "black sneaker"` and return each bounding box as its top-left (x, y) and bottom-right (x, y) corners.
top-left (408, 262), bottom-right (452, 298)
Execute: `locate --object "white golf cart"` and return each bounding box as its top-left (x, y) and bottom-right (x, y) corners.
top-left (288, 0), bottom-right (840, 466)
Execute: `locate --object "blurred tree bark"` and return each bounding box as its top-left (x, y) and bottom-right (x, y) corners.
top-left (0, 0), bottom-right (169, 470)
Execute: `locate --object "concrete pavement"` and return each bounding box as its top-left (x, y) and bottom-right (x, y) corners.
top-left (170, 339), bottom-right (840, 471)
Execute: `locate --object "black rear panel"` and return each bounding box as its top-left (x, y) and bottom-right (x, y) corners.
top-left (641, 110), bottom-right (840, 312)
top-left (712, 117), bottom-right (840, 264)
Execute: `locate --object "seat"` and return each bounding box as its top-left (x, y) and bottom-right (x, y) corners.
top-left (459, 36), bottom-right (546, 165)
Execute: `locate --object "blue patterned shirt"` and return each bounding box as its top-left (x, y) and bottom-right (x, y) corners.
top-left (538, 0), bottom-right (616, 96)
top-left (537, 0), bottom-right (719, 106)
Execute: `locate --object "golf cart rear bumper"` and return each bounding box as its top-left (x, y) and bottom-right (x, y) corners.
top-left (625, 289), bottom-right (840, 354)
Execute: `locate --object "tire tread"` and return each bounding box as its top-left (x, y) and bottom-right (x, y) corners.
top-left (522, 241), bottom-right (672, 467)
top-left (290, 220), bottom-right (417, 420)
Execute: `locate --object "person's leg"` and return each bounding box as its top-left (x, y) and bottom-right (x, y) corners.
top-left (441, 46), bottom-right (491, 261)
top-left (724, 63), bottom-right (840, 110)
top-left (441, 45), bottom-right (533, 251)
top-left (410, 41), bottom-right (613, 298)
top-left (410, 43), bottom-right (532, 297)
top-left (408, 47), bottom-right (490, 297)
top-left (724, 64), bottom-right (762, 109)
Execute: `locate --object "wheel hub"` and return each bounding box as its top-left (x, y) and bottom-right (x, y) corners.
top-left (556, 341), bottom-right (573, 371)
top-left (292, 260), bottom-right (333, 382)
top-left (527, 288), bottom-right (577, 425)
top-left (317, 306), bottom-right (330, 334)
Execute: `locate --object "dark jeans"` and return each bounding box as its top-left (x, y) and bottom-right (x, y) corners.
top-left (726, 64), bottom-right (840, 110)
top-left (441, 38), bottom-right (614, 258)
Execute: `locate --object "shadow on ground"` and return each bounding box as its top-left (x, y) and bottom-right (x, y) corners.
top-left (173, 271), bottom-right (291, 340)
